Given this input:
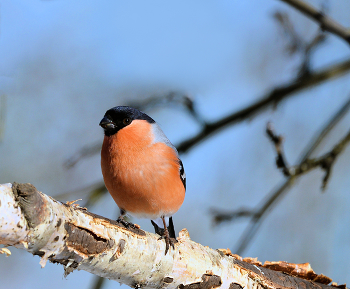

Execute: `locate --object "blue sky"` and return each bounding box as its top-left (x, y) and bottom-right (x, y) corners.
top-left (1, 1), bottom-right (350, 288)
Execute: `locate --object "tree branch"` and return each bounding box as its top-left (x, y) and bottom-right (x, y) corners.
top-left (0, 183), bottom-right (342, 289)
top-left (65, 58), bottom-right (350, 169)
top-left (212, 96), bottom-right (350, 254)
top-left (266, 122), bottom-right (291, 177)
top-left (268, 121), bottom-right (350, 189)
top-left (273, 10), bottom-right (327, 77)
top-left (279, 0), bottom-right (350, 45)
top-left (128, 91), bottom-right (204, 125)
top-left (177, 58), bottom-right (350, 153)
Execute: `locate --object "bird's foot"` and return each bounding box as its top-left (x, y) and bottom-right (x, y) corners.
top-left (117, 216), bottom-right (137, 229)
top-left (158, 232), bottom-right (177, 255)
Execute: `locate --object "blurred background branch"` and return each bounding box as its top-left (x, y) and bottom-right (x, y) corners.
top-left (211, 96), bottom-right (350, 254)
top-left (279, 0), bottom-right (350, 45)
top-left (65, 57), bottom-right (350, 168)
top-left (273, 10), bottom-right (327, 77)
top-left (267, 111), bottom-right (350, 189)
top-left (177, 57), bottom-right (350, 153)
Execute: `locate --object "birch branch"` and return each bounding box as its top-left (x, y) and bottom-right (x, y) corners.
top-left (0, 183), bottom-right (340, 289)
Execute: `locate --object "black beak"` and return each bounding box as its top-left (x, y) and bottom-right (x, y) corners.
top-left (99, 116), bottom-right (116, 130)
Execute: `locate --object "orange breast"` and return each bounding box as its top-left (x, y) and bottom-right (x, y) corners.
top-left (101, 120), bottom-right (185, 219)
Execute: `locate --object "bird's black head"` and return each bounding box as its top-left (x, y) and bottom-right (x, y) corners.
top-left (99, 106), bottom-right (155, 136)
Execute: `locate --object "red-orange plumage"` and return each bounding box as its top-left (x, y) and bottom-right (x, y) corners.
top-left (101, 120), bottom-right (185, 219)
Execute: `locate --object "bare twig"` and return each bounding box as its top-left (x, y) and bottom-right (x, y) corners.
top-left (235, 180), bottom-right (294, 255)
top-left (273, 3), bottom-right (328, 76)
top-left (64, 141), bottom-right (102, 169)
top-left (266, 122), bottom-right (291, 177)
top-left (211, 96), bottom-right (350, 254)
top-left (65, 58), bottom-right (350, 168)
top-left (273, 11), bottom-right (303, 55)
top-left (177, 58), bottom-right (350, 153)
top-left (298, 128), bottom-right (350, 190)
top-left (128, 91), bottom-right (204, 124)
top-left (299, 97), bottom-right (350, 160)
top-left (298, 31), bottom-right (326, 77)
top-left (273, 10), bottom-right (326, 62)
top-left (211, 207), bottom-right (256, 226)
top-left (279, 0), bottom-right (350, 45)
top-left (235, 99), bottom-right (350, 253)
top-left (268, 122), bottom-right (350, 189)
top-left (53, 181), bottom-right (106, 203)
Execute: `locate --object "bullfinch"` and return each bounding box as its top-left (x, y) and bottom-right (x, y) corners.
top-left (99, 106), bottom-right (186, 254)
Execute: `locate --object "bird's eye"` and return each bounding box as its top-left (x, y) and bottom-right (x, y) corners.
top-left (123, 118), bottom-right (131, 125)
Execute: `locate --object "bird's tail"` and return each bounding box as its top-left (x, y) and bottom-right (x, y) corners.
top-left (168, 217), bottom-right (176, 239)
top-left (151, 217), bottom-right (176, 239)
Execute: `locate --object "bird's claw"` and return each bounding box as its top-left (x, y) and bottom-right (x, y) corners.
top-left (117, 217), bottom-right (137, 229)
top-left (158, 234), bottom-right (177, 254)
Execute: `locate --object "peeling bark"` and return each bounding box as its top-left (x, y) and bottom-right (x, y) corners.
top-left (0, 183), bottom-right (345, 289)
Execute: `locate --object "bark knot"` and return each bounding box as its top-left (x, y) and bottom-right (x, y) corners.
top-left (12, 182), bottom-right (47, 228)
top-left (65, 223), bottom-right (114, 255)
top-left (178, 274), bottom-right (221, 289)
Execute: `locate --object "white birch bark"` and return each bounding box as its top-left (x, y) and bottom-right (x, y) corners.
top-left (0, 183), bottom-right (338, 289)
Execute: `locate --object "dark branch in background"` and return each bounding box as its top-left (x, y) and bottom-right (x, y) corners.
top-left (267, 103), bottom-right (350, 189)
top-left (298, 32), bottom-right (326, 77)
top-left (273, 11), bottom-right (327, 77)
top-left (54, 181), bottom-right (107, 207)
top-left (177, 58), bottom-right (350, 153)
top-left (266, 122), bottom-right (290, 177)
top-left (279, 0), bottom-right (350, 45)
top-left (64, 58), bottom-right (350, 168)
top-left (128, 91), bottom-right (205, 125)
top-left (273, 11), bottom-right (304, 55)
top-left (64, 141), bottom-right (102, 169)
top-left (212, 96), bottom-right (350, 254)
top-left (211, 207), bottom-right (255, 226)
top-left (300, 99), bottom-right (350, 161)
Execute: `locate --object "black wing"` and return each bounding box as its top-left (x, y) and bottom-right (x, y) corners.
top-left (178, 159), bottom-right (186, 190)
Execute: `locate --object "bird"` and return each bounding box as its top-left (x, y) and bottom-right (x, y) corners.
top-left (99, 106), bottom-right (186, 254)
